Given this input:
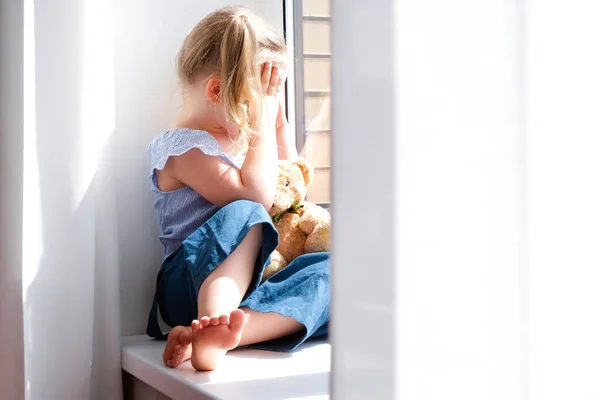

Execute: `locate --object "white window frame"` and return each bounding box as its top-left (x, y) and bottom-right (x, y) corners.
top-left (284, 0), bottom-right (332, 153)
top-left (282, 0), bottom-right (302, 151)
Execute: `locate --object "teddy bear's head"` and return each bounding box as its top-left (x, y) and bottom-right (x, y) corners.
top-left (269, 158), bottom-right (314, 219)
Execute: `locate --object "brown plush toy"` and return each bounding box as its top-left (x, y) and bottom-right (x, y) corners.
top-left (262, 157), bottom-right (331, 281)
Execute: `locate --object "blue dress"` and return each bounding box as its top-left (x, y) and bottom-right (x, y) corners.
top-left (146, 128), bottom-right (329, 351)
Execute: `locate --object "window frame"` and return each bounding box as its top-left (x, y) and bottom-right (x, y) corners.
top-left (283, 0), bottom-right (305, 152)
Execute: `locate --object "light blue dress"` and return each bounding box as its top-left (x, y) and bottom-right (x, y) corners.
top-left (146, 128), bottom-right (329, 351)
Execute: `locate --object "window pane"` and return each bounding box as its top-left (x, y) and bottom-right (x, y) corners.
top-left (305, 96), bottom-right (331, 131)
top-left (301, 131), bottom-right (331, 167)
top-left (303, 20), bottom-right (331, 54)
top-left (291, 3), bottom-right (331, 204)
top-left (303, 58), bottom-right (331, 91)
top-left (306, 168), bottom-right (331, 203)
top-left (302, 0), bottom-right (330, 17)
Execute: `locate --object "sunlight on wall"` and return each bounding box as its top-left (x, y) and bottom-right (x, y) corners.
top-left (21, 0), bottom-right (116, 303)
top-left (76, 0), bottom-right (115, 207)
top-left (21, 0), bottom-right (115, 296)
top-left (22, 0), bottom-right (42, 300)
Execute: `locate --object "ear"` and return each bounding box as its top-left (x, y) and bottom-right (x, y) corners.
top-left (293, 157), bottom-right (314, 187)
top-left (205, 75), bottom-right (221, 105)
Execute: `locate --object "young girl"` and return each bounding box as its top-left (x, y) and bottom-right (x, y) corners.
top-left (146, 6), bottom-right (330, 371)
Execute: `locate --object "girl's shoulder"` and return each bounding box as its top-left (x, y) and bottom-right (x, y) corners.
top-left (147, 128), bottom-right (239, 172)
top-left (149, 128), bottom-right (224, 156)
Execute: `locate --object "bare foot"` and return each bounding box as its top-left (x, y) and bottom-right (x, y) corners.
top-left (190, 309), bottom-right (247, 371)
top-left (163, 326), bottom-right (193, 368)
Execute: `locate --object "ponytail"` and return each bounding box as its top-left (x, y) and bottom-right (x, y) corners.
top-left (220, 14), bottom-right (260, 151)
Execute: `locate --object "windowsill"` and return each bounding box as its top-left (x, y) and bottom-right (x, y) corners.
top-left (121, 335), bottom-right (330, 400)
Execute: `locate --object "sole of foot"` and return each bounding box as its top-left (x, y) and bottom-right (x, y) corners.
top-left (163, 326), bottom-right (193, 368)
top-left (190, 309), bottom-right (247, 371)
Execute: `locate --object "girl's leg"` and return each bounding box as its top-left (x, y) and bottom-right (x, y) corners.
top-left (164, 225), bottom-right (262, 370)
top-left (189, 225), bottom-right (300, 371)
top-left (163, 309), bottom-right (303, 368)
top-left (237, 308), bottom-right (303, 346)
top-left (189, 225), bottom-right (261, 370)
top-left (196, 225), bottom-right (262, 317)
top-left (164, 225), bottom-right (299, 370)
top-left (164, 228), bottom-right (328, 371)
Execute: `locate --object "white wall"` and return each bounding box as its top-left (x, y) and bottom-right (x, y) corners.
top-left (330, 1), bottom-right (399, 398)
top-left (0, 0), bottom-right (25, 399)
top-left (332, 1), bottom-right (600, 399)
top-left (332, 0), bottom-right (523, 398)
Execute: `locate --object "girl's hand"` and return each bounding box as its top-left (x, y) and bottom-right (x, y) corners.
top-left (259, 61), bottom-right (281, 128)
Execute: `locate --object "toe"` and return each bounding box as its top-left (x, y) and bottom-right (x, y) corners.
top-left (174, 344), bottom-right (182, 354)
top-left (219, 314), bottom-right (229, 325)
top-left (209, 316), bottom-right (219, 326)
top-left (200, 316), bottom-right (211, 327)
top-left (229, 309), bottom-right (246, 331)
top-left (180, 328), bottom-right (193, 345)
top-left (191, 319), bottom-right (201, 332)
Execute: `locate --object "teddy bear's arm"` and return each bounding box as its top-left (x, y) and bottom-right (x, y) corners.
top-left (298, 203), bottom-right (331, 254)
top-left (298, 203), bottom-right (330, 234)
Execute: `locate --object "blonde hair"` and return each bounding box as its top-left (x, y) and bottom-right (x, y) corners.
top-left (177, 6), bottom-right (287, 151)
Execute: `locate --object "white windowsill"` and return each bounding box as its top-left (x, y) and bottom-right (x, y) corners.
top-left (121, 335), bottom-right (330, 400)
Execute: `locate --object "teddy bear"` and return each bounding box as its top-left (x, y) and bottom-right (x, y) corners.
top-left (262, 157), bottom-right (331, 281)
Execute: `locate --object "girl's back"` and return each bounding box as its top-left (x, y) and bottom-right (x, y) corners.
top-left (148, 128), bottom-right (242, 259)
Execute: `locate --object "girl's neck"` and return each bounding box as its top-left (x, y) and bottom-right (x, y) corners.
top-left (173, 103), bottom-right (240, 154)
top-left (173, 99), bottom-right (223, 132)
top-left (172, 104), bottom-right (219, 132)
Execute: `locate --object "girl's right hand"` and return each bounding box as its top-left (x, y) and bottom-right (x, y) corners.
top-left (259, 61), bottom-right (281, 130)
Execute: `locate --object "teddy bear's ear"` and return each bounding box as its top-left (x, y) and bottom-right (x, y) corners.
top-left (293, 157), bottom-right (314, 187)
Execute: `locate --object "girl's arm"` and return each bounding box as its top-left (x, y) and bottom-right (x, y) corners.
top-left (275, 97), bottom-right (299, 160)
top-left (167, 64), bottom-right (282, 210)
top-left (275, 70), bottom-right (298, 160)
